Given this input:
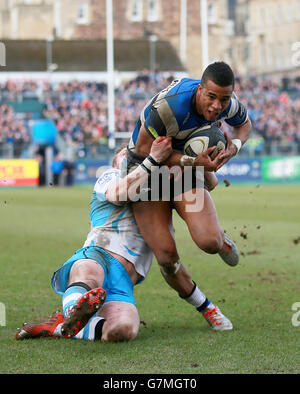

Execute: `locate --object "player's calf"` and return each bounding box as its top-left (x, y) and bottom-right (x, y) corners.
top-left (195, 232), bottom-right (224, 254)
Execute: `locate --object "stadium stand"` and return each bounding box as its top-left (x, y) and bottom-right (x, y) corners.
top-left (0, 72), bottom-right (299, 166)
top-left (233, 75), bottom-right (300, 156)
top-left (0, 40), bottom-right (184, 72)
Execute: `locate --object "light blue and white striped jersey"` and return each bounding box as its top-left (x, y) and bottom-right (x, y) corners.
top-left (83, 168), bottom-right (153, 282)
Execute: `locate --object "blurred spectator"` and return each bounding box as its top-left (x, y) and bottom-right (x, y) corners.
top-left (51, 153), bottom-right (64, 186)
top-left (0, 104), bottom-right (30, 157)
top-left (63, 159), bottom-right (75, 187)
top-left (35, 151), bottom-right (46, 186)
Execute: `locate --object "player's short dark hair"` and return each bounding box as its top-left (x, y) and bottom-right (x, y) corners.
top-left (201, 61), bottom-right (235, 89)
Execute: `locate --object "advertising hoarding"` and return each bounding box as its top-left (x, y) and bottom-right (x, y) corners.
top-left (0, 159), bottom-right (39, 187)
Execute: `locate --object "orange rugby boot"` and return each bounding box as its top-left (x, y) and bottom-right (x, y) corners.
top-left (16, 312), bottom-right (65, 340)
top-left (61, 287), bottom-right (106, 338)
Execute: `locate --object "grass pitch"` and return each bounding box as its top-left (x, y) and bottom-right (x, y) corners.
top-left (0, 184), bottom-right (299, 374)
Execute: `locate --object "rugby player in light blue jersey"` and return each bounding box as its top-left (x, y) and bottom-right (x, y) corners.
top-left (123, 62), bottom-right (250, 308)
top-left (16, 137), bottom-right (233, 342)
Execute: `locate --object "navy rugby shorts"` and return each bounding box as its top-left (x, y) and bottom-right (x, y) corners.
top-left (122, 147), bottom-right (207, 202)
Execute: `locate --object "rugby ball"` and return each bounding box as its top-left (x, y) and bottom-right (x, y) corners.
top-left (184, 125), bottom-right (226, 159)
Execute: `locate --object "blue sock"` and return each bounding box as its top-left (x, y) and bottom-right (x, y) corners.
top-left (74, 316), bottom-right (106, 341)
top-left (62, 282), bottom-right (91, 318)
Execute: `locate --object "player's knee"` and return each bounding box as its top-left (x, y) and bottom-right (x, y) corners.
top-left (155, 246), bottom-right (178, 267)
top-left (69, 259), bottom-right (103, 288)
top-left (158, 259), bottom-right (181, 277)
top-left (104, 321), bottom-right (138, 342)
top-left (156, 247), bottom-right (180, 276)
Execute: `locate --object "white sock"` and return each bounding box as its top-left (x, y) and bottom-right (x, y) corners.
top-left (183, 283), bottom-right (211, 312)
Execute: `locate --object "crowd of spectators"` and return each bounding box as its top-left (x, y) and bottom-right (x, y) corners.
top-left (233, 76), bottom-right (300, 154)
top-left (0, 103), bottom-right (31, 157)
top-left (0, 70), bottom-right (299, 159)
top-left (41, 70), bottom-right (174, 149)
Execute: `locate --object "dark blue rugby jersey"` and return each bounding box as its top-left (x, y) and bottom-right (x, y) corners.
top-left (128, 78), bottom-right (248, 152)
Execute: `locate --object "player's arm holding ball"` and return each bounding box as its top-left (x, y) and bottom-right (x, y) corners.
top-left (135, 124), bottom-right (223, 172)
top-left (215, 96), bottom-right (252, 171)
top-left (215, 119), bottom-right (251, 171)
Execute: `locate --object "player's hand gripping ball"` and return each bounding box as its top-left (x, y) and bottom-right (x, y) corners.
top-left (184, 125), bottom-right (227, 159)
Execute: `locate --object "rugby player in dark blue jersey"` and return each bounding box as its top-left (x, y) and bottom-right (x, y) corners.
top-left (123, 62), bottom-right (252, 323)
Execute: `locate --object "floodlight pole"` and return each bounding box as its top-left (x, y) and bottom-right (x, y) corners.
top-left (200, 0), bottom-right (209, 72)
top-left (180, 0), bottom-right (187, 65)
top-left (106, 0), bottom-right (116, 150)
top-left (149, 34), bottom-right (157, 71)
top-left (53, 0), bottom-right (62, 37)
top-left (46, 36), bottom-right (53, 71)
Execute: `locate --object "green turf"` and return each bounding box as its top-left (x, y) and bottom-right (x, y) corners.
top-left (0, 184), bottom-right (299, 374)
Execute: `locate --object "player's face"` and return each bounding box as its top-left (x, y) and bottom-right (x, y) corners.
top-left (196, 80), bottom-right (233, 121)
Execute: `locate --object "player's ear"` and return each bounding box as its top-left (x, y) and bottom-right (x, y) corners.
top-left (197, 83), bottom-right (204, 97)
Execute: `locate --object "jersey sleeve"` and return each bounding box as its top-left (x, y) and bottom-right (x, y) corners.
top-left (94, 169), bottom-right (121, 200)
top-left (224, 96), bottom-right (248, 127)
top-left (143, 80), bottom-right (183, 139)
top-left (144, 105), bottom-right (167, 139)
top-left (144, 98), bottom-right (181, 139)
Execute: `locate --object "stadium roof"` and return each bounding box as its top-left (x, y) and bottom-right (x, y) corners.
top-left (0, 39), bottom-right (185, 72)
